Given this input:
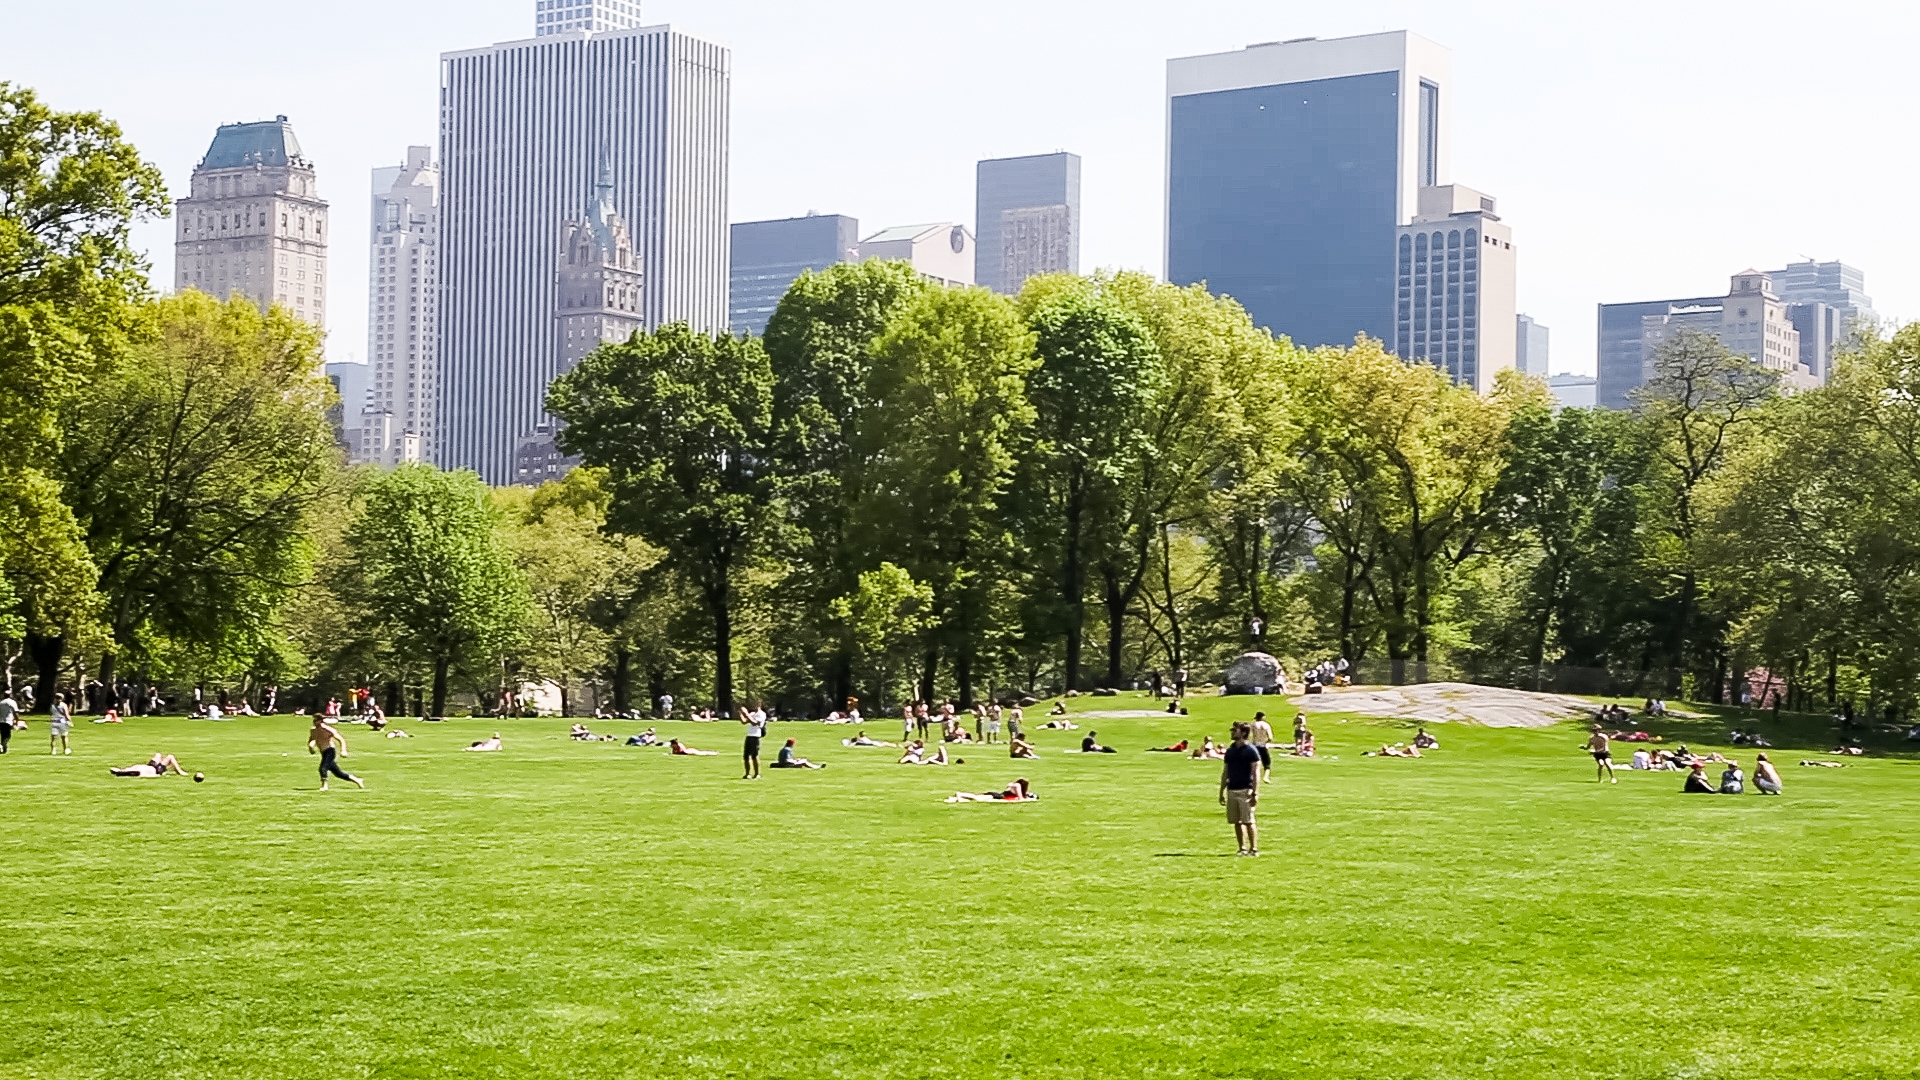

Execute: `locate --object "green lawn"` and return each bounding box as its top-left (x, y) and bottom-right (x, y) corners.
top-left (2, 694), bottom-right (1916, 1079)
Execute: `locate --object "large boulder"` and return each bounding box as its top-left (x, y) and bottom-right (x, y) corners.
top-left (1223, 652), bottom-right (1286, 695)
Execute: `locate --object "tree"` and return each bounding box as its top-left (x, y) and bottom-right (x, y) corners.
top-left (50, 291), bottom-right (337, 702)
top-left (338, 465), bottom-right (530, 717)
top-left (760, 260), bottom-right (930, 706)
top-left (850, 286), bottom-right (1037, 704)
top-left (549, 324), bottom-right (780, 713)
top-left (499, 468), bottom-right (660, 717)
top-left (826, 562), bottom-right (936, 711)
top-left (0, 83), bottom-right (168, 707)
top-left (1017, 285), bottom-right (1162, 691)
top-left (1631, 329), bottom-right (1777, 695)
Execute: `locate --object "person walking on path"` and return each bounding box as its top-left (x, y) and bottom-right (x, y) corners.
top-left (49, 692), bottom-right (73, 755)
top-left (1220, 722), bottom-right (1263, 856)
top-left (1586, 725), bottom-right (1617, 783)
top-left (0, 690), bottom-right (18, 754)
top-left (740, 704), bottom-right (768, 779)
top-left (308, 716), bottom-right (365, 791)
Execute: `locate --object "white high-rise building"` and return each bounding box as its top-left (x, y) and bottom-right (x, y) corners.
top-left (360, 146), bottom-right (439, 467)
top-left (438, 5), bottom-right (730, 483)
top-left (534, 0), bottom-right (640, 37)
top-left (1393, 184), bottom-right (1516, 394)
top-left (175, 116), bottom-right (328, 327)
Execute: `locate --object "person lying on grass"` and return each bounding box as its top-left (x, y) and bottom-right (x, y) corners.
top-left (109, 753), bottom-right (187, 778)
top-left (1080, 731), bottom-right (1117, 754)
top-left (385, 729), bottom-right (412, 738)
top-left (668, 738), bottom-right (716, 756)
top-left (770, 738), bottom-right (825, 769)
top-left (902, 744), bottom-right (954, 766)
top-left (841, 731), bottom-right (894, 747)
top-left (464, 734), bottom-right (503, 752)
top-left (627, 728), bottom-right (660, 746)
top-left (1189, 736), bottom-right (1225, 760)
top-left (1009, 735), bottom-right (1039, 759)
top-left (946, 778), bottom-right (1035, 802)
top-left (1369, 743), bottom-right (1422, 757)
top-left (1147, 739), bottom-right (1190, 753)
top-left (1039, 719), bottom-right (1078, 730)
top-left (1683, 761), bottom-right (1718, 793)
top-left (1799, 759), bottom-right (1844, 767)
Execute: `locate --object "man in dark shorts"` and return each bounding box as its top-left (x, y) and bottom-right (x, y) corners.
top-left (1586, 724), bottom-right (1616, 784)
top-left (308, 716), bottom-right (365, 791)
top-left (1219, 722), bottom-right (1263, 856)
top-left (739, 704), bottom-right (767, 779)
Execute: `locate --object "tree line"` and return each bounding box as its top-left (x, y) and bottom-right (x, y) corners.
top-left (6, 85), bottom-right (1917, 719)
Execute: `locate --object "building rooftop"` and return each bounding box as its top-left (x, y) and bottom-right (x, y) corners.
top-left (200, 116), bottom-right (306, 169)
top-left (860, 223), bottom-right (947, 245)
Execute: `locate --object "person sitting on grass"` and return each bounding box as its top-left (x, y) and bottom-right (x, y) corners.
top-left (1753, 753), bottom-right (1784, 794)
top-left (1048, 700), bottom-right (1068, 716)
top-left (945, 778), bottom-right (1035, 803)
top-left (916, 745), bottom-right (954, 766)
top-left (1719, 760), bottom-right (1745, 794)
top-left (1147, 739), bottom-right (1190, 753)
top-left (1080, 731), bottom-right (1117, 754)
top-left (1292, 729), bottom-right (1316, 758)
top-left (463, 734), bottom-right (503, 752)
top-left (1412, 727), bottom-right (1439, 749)
top-left (1629, 748), bottom-right (1652, 770)
top-left (1009, 734), bottom-right (1039, 759)
top-left (842, 731), bottom-right (894, 747)
top-left (770, 738), bottom-right (825, 769)
top-left (898, 740), bottom-right (928, 764)
top-left (109, 753), bottom-right (187, 778)
top-left (668, 738), bottom-right (716, 756)
top-left (626, 728), bottom-right (660, 747)
top-left (1190, 736), bottom-right (1225, 760)
top-left (1683, 761), bottom-right (1718, 793)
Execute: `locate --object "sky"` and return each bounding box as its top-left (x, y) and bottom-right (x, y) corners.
top-left (3, 0), bottom-right (1914, 373)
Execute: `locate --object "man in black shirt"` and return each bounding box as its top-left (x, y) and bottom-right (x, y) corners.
top-left (1080, 731), bottom-right (1117, 753)
top-left (1219, 722), bottom-right (1263, 856)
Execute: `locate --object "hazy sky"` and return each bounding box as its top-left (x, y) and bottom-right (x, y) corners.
top-left (4, 0), bottom-right (1914, 373)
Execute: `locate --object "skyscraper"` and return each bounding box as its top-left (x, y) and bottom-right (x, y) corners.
top-left (534, 0), bottom-right (641, 36)
top-left (1166, 32), bottom-right (1450, 346)
top-left (1768, 260), bottom-right (1876, 382)
top-left (975, 152), bottom-right (1080, 295)
top-left (175, 116), bottom-right (328, 327)
top-left (729, 214), bottom-right (859, 336)
top-left (1598, 270), bottom-right (1816, 407)
top-left (437, 6), bottom-right (729, 483)
top-left (361, 146), bottom-right (439, 467)
top-left (1515, 314), bottom-right (1550, 377)
top-left (1392, 184), bottom-right (1515, 393)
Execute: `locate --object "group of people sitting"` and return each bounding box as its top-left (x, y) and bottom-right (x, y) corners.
top-left (1300, 658), bottom-right (1352, 694)
top-left (1682, 752), bottom-right (1783, 794)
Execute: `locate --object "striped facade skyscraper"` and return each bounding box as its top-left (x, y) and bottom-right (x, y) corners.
top-left (437, 7), bottom-right (730, 482)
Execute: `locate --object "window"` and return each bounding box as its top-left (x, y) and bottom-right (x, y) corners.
top-left (1418, 81), bottom-right (1440, 187)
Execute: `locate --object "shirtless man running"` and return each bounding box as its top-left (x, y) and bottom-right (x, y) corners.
top-left (309, 716), bottom-right (366, 791)
top-left (1586, 725), bottom-right (1617, 784)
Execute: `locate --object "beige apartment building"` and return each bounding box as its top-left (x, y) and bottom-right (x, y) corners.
top-left (174, 115), bottom-right (329, 327)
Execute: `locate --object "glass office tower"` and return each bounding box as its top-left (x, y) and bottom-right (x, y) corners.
top-left (1165, 32), bottom-right (1450, 347)
top-left (728, 214), bottom-right (859, 337)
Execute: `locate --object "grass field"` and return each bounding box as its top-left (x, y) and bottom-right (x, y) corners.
top-left (2, 693), bottom-right (1917, 1079)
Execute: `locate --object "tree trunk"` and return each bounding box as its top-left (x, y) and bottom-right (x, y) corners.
top-left (648, 668), bottom-right (666, 718)
top-left (713, 595), bottom-right (735, 715)
top-left (611, 646), bottom-right (632, 714)
top-left (832, 649), bottom-right (853, 714)
top-left (1103, 570), bottom-right (1127, 689)
top-left (1062, 469), bottom-right (1085, 693)
top-left (98, 651), bottom-right (117, 708)
top-left (955, 647), bottom-right (974, 709)
top-left (1825, 649), bottom-right (1838, 705)
top-left (384, 680), bottom-right (402, 718)
top-left (431, 656), bottom-right (450, 718)
top-left (26, 633), bottom-right (63, 714)
top-left (919, 648), bottom-right (938, 706)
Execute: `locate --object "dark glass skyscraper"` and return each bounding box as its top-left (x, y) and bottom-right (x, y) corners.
top-left (728, 214), bottom-right (859, 337)
top-left (975, 152), bottom-right (1081, 295)
top-left (1165, 32), bottom-right (1451, 347)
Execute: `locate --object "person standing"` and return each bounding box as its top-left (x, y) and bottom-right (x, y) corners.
top-left (1220, 722), bottom-right (1262, 856)
top-left (49, 692), bottom-right (74, 755)
top-left (901, 704), bottom-right (915, 744)
top-left (1249, 711), bottom-right (1274, 782)
top-left (740, 704), bottom-right (767, 779)
top-left (658, 691), bottom-right (674, 720)
top-left (0, 689), bottom-right (18, 753)
top-left (1586, 725), bottom-right (1617, 783)
top-left (985, 702), bottom-right (1002, 745)
top-left (308, 716), bottom-right (365, 791)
